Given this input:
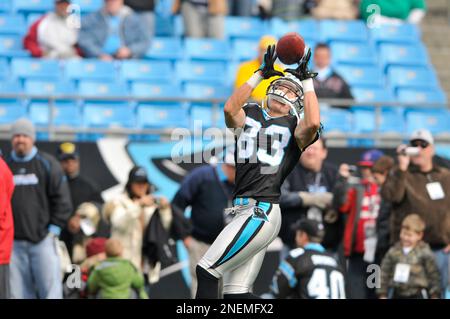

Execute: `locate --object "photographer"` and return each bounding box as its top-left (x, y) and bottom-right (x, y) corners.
top-left (381, 129), bottom-right (450, 296)
top-left (103, 166), bottom-right (172, 272)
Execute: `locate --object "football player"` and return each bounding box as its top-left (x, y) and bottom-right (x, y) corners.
top-left (195, 45), bottom-right (321, 299)
top-left (271, 219), bottom-right (346, 299)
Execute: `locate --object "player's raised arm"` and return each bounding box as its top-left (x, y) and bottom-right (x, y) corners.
top-left (224, 45), bottom-right (284, 128)
top-left (285, 48), bottom-right (321, 151)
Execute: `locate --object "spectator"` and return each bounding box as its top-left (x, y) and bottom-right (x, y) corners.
top-left (313, 43), bottom-right (353, 108)
top-left (333, 149), bottom-right (384, 299)
top-left (228, 0), bottom-right (254, 16)
top-left (78, 0), bottom-right (150, 60)
top-left (172, 152), bottom-right (235, 297)
top-left (24, 0), bottom-right (80, 58)
top-left (103, 166), bottom-right (172, 272)
top-left (6, 118), bottom-right (72, 299)
top-left (279, 138), bottom-right (343, 258)
top-left (56, 142), bottom-right (106, 259)
top-left (87, 238), bottom-right (148, 299)
top-left (0, 156), bottom-right (14, 299)
top-left (124, 0), bottom-right (155, 40)
top-left (257, 0), bottom-right (307, 21)
top-left (173, 0), bottom-right (227, 38)
top-left (360, 0), bottom-right (426, 25)
top-left (381, 129), bottom-right (450, 296)
top-left (378, 214), bottom-right (441, 299)
top-left (234, 35), bottom-right (284, 103)
top-left (311, 0), bottom-right (358, 20)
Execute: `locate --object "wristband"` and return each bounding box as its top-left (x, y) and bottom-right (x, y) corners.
top-left (302, 78), bottom-right (315, 93)
top-left (246, 72), bottom-right (263, 89)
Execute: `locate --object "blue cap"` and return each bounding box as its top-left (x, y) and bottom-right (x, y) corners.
top-left (358, 149), bottom-right (384, 167)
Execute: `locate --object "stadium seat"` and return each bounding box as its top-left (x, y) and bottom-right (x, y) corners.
top-left (13, 0), bottom-right (53, 14)
top-left (0, 35), bottom-right (30, 58)
top-left (320, 20), bottom-right (368, 43)
top-left (137, 103), bottom-right (189, 128)
top-left (397, 88), bottom-right (447, 104)
top-left (0, 58), bottom-right (9, 79)
top-left (0, 81), bottom-right (22, 94)
top-left (330, 42), bottom-right (377, 65)
top-left (27, 13), bottom-right (42, 27)
top-left (387, 66), bottom-right (439, 91)
top-left (184, 83), bottom-right (231, 100)
top-left (65, 59), bottom-right (117, 82)
top-left (370, 23), bottom-right (420, 45)
top-left (334, 64), bottom-right (384, 87)
top-left (352, 109), bottom-right (405, 134)
top-left (155, 15), bottom-right (175, 37)
top-left (270, 18), bottom-right (318, 41)
top-left (231, 39), bottom-right (258, 62)
top-left (0, 1), bottom-right (11, 13)
top-left (145, 37), bottom-right (183, 61)
top-left (320, 109), bottom-right (353, 133)
top-left (78, 81), bottom-right (128, 97)
top-left (83, 102), bottom-right (135, 128)
top-left (379, 43), bottom-right (429, 70)
top-left (24, 80), bottom-right (75, 96)
top-left (131, 82), bottom-right (182, 99)
top-left (0, 14), bottom-right (26, 35)
top-left (191, 105), bottom-right (225, 129)
top-left (175, 61), bottom-right (227, 85)
top-left (29, 100), bottom-right (81, 127)
top-left (121, 60), bottom-right (172, 83)
top-left (71, 0), bottom-right (102, 14)
top-left (0, 99), bottom-right (26, 124)
top-left (184, 38), bottom-right (231, 62)
top-left (351, 87), bottom-right (395, 103)
top-left (11, 58), bottom-right (61, 81)
top-left (406, 110), bottom-right (450, 135)
top-left (225, 16), bottom-right (267, 40)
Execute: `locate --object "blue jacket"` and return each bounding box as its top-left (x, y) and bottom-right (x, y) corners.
top-left (78, 6), bottom-right (150, 58)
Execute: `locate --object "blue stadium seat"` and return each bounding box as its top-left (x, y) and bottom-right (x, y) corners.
top-left (387, 66), bottom-right (438, 91)
top-left (397, 88), bottom-right (447, 104)
top-left (0, 1), bottom-right (12, 13)
top-left (71, 0), bottom-right (102, 14)
top-left (406, 110), bottom-right (450, 135)
top-left (352, 109), bottom-right (405, 134)
top-left (175, 61), bottom-right (227, 84)
top-left (225, 17), bottom-right (267, 40)
top-left (137, 103), bottom-right (189, 128)
top-left (0, 35), bottom-right (30, 58)
top-left (155, 15), bottom-right (175, 37)
top-left (29, 100), bottom-right (81, 127)
top-left (330, 42), bottom-right (377, 65)
top-left (320, 109), bottom-right (352, 133)
top-left (131, 82), bottom-right (182, 98)
top-left (65, 59), bottom-right (117, 82)
top-left (13, 0), bottom-right (53, 14)
top-left (270, 18), bottom-right (318, 41)
top-left (27, 13), bottom-right (42, 27)
top-left (184, 83), bottom-right (231, 100)
top-left (11, 58), bottom-right (61, 81)
top-left (334, 64), bottom-right (384, 87)
top-left (25, 80), bottom-right (75, 96)
top-left (0, 81), bottom-right (21, 94)
top-left (227, 62), bottom-right (239, 87)
top-left (231, 39), bottom-right (258, 62)
top-left (0, 58), bottom-right (9, 79)
top-left (0, 14), bottom-right (26, 35)
top-left (191, 105), bottom-right (225, 129)
top-left (83, 103), bottom-right (135, 128)
top-left (121, 60), bottom-right (172, 83)
top-left (379, 43), bottom-right (429, 70)
top-left (145, 37), bottom-right (183, 61)
top-left (370, 23), bottom-right (420, 45)
top-left (320, 20), bottom-right (368, 43)
top-left (78, 81), bottom-right (128, 97)
top-left (351, 87), bottom-right (395, 103)
top-left (0, 99), bottom-right (26, 124)
top-left (185, 38), bottom-right (231, 62)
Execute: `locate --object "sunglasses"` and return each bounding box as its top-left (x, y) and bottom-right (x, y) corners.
top-left (410, 140), bottom-right (429, 148)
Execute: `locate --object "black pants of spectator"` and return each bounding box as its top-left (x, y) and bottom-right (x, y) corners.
top-left (346, 254), bottom-right (377, 299)
top-left (0, 264), bottom-right (10, 299)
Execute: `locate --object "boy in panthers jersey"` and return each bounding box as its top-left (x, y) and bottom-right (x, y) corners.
top-left (195, 45), bottom-right (321, 299)
top-left (271, 219), bottom-right (346, 299)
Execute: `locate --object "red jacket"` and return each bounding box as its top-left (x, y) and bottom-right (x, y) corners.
top-left (338, 179), bottom-right (380, 257)
top-left (0, 157), bottom-right (14, 264)
top-left (23, 16), bottom-right (46, 57)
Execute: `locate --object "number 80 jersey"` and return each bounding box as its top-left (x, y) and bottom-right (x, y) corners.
top-left (232, 103), bottom-right (315, 203)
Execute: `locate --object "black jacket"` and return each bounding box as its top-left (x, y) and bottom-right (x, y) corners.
top-left (124, 0), bottom-right (155, 11)
top-left (6, 148), bottom-right (72, 243)
top-left (313, 71), bottom-right (353, 108)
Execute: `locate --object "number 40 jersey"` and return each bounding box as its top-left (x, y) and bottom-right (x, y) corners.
top-left (271, 247), bottom-right (347, 299)
top-left (233, 103), bottom-right (318, 203)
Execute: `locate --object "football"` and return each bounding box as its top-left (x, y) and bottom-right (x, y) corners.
top-left (276, 32), bottom-right (306, 65)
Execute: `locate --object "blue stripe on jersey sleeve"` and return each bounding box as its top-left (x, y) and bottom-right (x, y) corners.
top-left (279, 260), bottom-right (298, 288)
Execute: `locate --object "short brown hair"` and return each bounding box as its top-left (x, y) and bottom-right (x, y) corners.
top-left (372, 155), bottom-right (395, 174)
top-left (105, 238), bottom-right (123, 258)
top-left (401, 214), bottom-right (426, 234)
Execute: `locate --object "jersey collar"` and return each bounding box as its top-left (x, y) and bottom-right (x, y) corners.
top-left (11, 146), bottom-right (38, 162)
top-left (304, 243), bottom-right (326, 252)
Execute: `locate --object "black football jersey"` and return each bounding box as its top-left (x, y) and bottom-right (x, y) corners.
top-left (271, 247), bottom-right (346, 299)
top-left (233, 103), bottom-right (317, 203)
